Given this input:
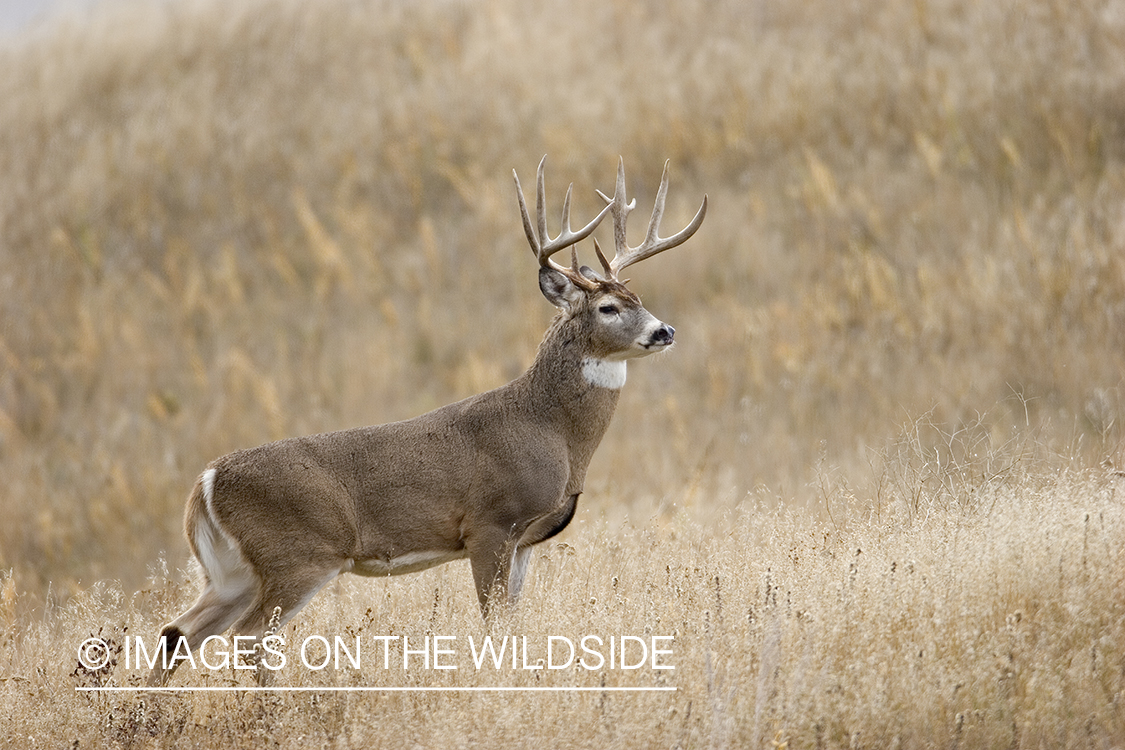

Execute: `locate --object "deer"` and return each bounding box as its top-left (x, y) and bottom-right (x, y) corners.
top-left (148, 157), bottom-right (706, 686)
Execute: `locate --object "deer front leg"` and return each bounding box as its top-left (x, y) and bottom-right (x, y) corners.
top-left (466, 527), bottom-right (524, 621)
top-left (508, 546), bottom-right (533, 602)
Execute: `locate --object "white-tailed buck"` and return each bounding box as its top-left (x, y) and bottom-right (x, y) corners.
top-left (150, 157), bottom-right (706, 685)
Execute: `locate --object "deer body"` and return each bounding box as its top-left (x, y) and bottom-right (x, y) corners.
top-left (196, 319), bottom-right (622, 605)
top-left (151, 158), bottom-right (705, 686)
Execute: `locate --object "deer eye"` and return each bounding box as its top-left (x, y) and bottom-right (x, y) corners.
top-left (598, 304), bottom-right (620, 316)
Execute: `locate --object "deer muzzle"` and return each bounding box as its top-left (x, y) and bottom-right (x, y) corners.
top-left (646, 323), bottom-right (675, 350)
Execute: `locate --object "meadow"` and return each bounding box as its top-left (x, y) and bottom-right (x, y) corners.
top-left (1, 0), bottom-right (1123, 746)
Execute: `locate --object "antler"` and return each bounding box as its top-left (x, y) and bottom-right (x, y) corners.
top-left (514, 156), bottom-right (612, 284)
top-left (594, 158), bottom-right (708, 280)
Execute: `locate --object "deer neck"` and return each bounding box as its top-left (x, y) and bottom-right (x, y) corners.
top-left (518, 314), bottom-right (623, 492)
top-left (522, 315), bottom-right (623, 420)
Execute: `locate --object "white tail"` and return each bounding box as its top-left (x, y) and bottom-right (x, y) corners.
top-left (150, 157), bottom-right (706, 685)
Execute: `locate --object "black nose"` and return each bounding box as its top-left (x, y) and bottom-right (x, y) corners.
top-left (652, 324), bottom-right (675, 345)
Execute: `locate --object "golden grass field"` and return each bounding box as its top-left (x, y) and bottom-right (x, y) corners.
top-left (1, 0), bottom-right (1124, 746)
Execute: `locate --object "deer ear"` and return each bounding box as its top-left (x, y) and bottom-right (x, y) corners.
top-left (578, 265), bottom-right (604, 282)
top-left (539, 267), bottom-right (584, 309)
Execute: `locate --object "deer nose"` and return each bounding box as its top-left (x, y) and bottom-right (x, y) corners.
top-left (652, 324), bottom-right (675, 345)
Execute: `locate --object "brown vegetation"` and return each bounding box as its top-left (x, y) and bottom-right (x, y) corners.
top-left (0, 0), bottom-right (1123, 745)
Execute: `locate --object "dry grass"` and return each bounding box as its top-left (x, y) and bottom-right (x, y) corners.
top-left (3, 450), bottom-right (1124, 747)
top-left (1, 0), bottom-right (1124, 745)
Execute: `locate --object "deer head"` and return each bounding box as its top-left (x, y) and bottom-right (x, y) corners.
top-left (513, 157), bottom-right (708, 375)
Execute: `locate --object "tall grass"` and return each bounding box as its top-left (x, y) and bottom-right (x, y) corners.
top-left (3, 448), bottom-right (1123, 747)
top-left (0, 0), bottom-right (1123, 744)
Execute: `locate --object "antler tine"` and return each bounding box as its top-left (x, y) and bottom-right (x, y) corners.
top-left (596, 158), bottom-right (707, 279)
top-left (596, 157), bottom-right (637, 268)
top-left (513, 166), bottom-right (540, 256)
top-left (534, 156), bottom-right (550, 258)
top-left (643, 161), bottom-right (673, 250)
top-left (593, 238), bottom-right (612, 279)
top-left (515, 156), bottom-right (611, 272)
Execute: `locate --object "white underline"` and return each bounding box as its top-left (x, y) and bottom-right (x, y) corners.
top-left (77, 686), bottom-right (676, 693)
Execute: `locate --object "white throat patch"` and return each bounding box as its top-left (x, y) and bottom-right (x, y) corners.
top-left (582, 358), bottom-right (627, 389)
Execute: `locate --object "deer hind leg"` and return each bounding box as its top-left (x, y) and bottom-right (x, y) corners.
top-left (225, 562), bottom-right (343, 683)
top-left (147, 567), bottom-right (258, 686)
top-left (148, 506), bottom-right (259, 686)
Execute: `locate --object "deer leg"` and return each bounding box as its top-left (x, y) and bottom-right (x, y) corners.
top-left (508, 546), bottom-right (534, 603)
top-left (466, 527), bottom-right (521, 621)
top-left (226, 563), bottom-right (342, 680)
top-left (148, 573), bottom-right (257, 687)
